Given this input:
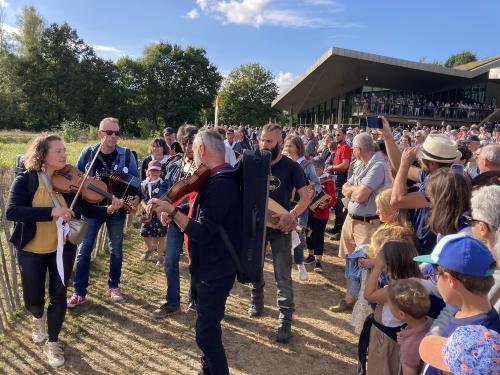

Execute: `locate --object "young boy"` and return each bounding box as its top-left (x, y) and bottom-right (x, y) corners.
top-left (387, 279), bottom-right (434, 375)
top-left (414, 233), bottom-right (500, 375)
top-left (305, 157), bottom-right (336, 272)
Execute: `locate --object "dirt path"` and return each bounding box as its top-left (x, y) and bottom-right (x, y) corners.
top-left (0, 222), bottom-right (358, 375)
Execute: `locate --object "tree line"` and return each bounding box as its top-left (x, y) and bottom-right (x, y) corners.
top-left (0, 6), bottom-right (223, 135)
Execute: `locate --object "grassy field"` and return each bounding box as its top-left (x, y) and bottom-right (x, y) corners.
top-left (0, 219), bottom-right (358, 375)
top-left (0, 130), bottom-right (152, 171)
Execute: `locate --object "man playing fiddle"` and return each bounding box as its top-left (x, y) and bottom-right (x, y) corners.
top-left (149, 130), bottom-right (242, 375)
top-left (153, 124), bottom-right (198, 317)
top-left (67, 117), bottom-right (139, 307)
top-left (248, 123), bottom-right (310, 344)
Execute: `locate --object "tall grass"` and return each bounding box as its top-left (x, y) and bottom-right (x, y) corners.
top-left (0, 131), bottom-right (151, 171)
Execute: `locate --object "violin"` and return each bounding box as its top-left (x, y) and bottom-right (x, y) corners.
top-left (52, 165), bottom-right (112, 204)
top-left (141, 164), bottom-right (210, 224)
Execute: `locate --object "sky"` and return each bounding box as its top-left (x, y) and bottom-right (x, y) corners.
top-left (1, 0), bottom-right (499, 94)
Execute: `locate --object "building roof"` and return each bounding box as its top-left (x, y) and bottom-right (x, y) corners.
top-left (272, 47), bottom-right (500, 112)
top-left (454, 56), bottom-right (500, 71)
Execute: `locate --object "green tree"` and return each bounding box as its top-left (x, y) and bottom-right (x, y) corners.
top-left (219, 63), bottom-right (278, 126)
top-left (138, 42), bottom-right (222, 127)
top-left (444, 51), bottom-right (477, 68)
top-left (16, 5), bottom-right (45, 58)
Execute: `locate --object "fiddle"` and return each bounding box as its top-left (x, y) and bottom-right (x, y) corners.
top-left (141, 164), bottom-right (210, 224)
top-left (52, 165), bottom-right (112, 204)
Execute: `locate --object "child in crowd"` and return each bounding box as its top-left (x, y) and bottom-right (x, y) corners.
top-left (419, 325), bottom-right (500, 375)
top-left (414, 233), bottom-right (500, 375)
top-left (387, 278), bottom-right (433, 375)
top-left (304, 157), bottom-right (336, 272)
top-left (360, 239), bottom-right (423, 375)
top-left (140, 160), bottom-right (167, 266)
top-left (350, 225), bottom-right (415, 333)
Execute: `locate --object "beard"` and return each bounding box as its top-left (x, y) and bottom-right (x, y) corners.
top-left (270, 144), bottom-right (281, 160)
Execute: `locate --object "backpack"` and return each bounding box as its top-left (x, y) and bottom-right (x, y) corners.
top-left (82, 146), bottom-right (135, 174)
top-left (15, 154), bottom-right (26, 176)
top-left (218, 149), bottom-right (271, 284)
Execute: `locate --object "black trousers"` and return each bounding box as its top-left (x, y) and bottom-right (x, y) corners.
top-left (333, 173), bottom-right (347, 231)
top-left (195, 274), bottom-right (235, 375)
top-left (17, 245), bottom-right (76, 342)
top-left (306, 217), bottom-right (328, 256)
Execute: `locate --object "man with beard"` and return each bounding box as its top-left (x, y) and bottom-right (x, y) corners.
top-left (248, 123), bottom-right (310, 344)
top-left (380, 116), bottom-right (460, 255)
top-left (149, 130), bottom-right (241, 375)
top-left (153, 124), bottom-right (198, 317)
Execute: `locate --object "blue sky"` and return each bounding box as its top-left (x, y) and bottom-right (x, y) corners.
top-left (2, 0), bottom-right (499, 93)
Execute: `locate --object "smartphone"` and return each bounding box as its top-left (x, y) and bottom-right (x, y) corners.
top-left (451, 164), bottom-right (465, 175)
top-left (366, 116), bottom-right (383, 129)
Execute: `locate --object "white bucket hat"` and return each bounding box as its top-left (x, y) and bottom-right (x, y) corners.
top-left (418, 134), bottom-right (461, 163)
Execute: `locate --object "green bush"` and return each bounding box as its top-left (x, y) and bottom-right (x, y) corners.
top-left (61, 120), bottom-right (89, 142)
top-left (137, 119), bottom-right (158, 139)
top-left (88, 125), bottom-right (99, 141)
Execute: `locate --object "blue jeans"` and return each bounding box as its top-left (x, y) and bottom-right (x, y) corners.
top-left (344, 258), bottom-right (361, 298)
top-left (163, 223), bottom-right (183, 308)
top-left (251, 230), bottom-right (294, 323)
top-left (293, 228), bottom-right (305, 265)
top-left (73, 213), bottom-right (126, 296)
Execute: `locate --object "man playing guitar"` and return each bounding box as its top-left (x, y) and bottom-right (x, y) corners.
top-left (67, 117), bottom-right (139, 307)
top-left (249, 123), bottom-right (310, 344)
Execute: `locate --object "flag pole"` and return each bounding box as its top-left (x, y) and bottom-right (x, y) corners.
top-left (214, 96), bottom-right (219, 126)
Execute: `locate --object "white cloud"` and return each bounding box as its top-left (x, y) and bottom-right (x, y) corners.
top-left (186, 8), bottom-right (200, 19)
top-left (1, 23), bottom-right (19, 35)
top-left (0, 0), bottom-right (9, 8)
top-left (191, 0), bottom-right (359, 29)
top-left (275, 71), bottom-right (298, 94)
top-left (91, 44), bottom-right (123, 54)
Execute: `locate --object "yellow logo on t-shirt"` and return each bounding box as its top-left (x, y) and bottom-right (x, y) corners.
top-left (269, 175), bottom-right (281, 191)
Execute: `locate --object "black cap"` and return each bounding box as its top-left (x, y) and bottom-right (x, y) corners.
top-left (163, 127), bottom-right (175, 135)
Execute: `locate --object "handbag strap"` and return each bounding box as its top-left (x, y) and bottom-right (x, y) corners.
top-left (39, 172), bottom-right (62, 209)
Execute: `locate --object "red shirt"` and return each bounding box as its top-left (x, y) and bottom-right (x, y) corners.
top-left (333, 141), bottom-right (352, 172)
top-left (311, 179), bottom-right (336, 220)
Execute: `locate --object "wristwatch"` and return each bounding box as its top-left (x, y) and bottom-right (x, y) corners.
top-left (168, 207), bottom-right (179, 220)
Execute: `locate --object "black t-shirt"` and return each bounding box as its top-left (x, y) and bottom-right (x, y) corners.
top-left (94, 149), bottom-right (118, 186)
top-left (269, 155), bottom-right (307, 211)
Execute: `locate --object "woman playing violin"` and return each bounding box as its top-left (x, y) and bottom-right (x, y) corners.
top-left (6, 134), bottom-right (123, 368)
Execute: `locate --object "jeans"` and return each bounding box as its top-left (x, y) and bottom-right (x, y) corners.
top-left (293, 228), bottom-right (305, 265)
top-left (17, 246), bottom-right (76, 341)
top-left (344, 258), bottom-right (361, 298)
top-left (163, 223), bottom-right (183, 308)
top-left (73, 213), bottom-right (126, 296)
top-left (195, 274), bottom-right (235, 375)
top-left (250, 230), bottom-right (294, 323)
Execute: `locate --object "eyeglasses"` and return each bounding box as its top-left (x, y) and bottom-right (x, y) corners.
top-left (463, 214), bottom-right (495, 230)
top-left (334, 134), bottom-right (342, 137)
top-left (101, 130), bottom-right (120, 136)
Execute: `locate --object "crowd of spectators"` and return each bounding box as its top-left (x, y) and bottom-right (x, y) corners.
top-left (353, 92), bottom-right (496, 121)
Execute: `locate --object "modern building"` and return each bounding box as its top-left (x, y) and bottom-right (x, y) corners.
top-left (272, 47), bottom-right (500, 127)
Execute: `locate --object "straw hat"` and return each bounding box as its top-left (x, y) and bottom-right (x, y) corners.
top-left (418, 134), bottom-right (461, 163)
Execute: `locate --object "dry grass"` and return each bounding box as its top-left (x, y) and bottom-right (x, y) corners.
top-left (0, 218), bottom-right (358, 375)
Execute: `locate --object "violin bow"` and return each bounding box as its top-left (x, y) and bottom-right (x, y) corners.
top-left (69, 137), bottom-right (106, 210)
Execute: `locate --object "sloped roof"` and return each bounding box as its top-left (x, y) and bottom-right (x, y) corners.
top-left (272, 47), bottom-right (500, 111)
top-left (454, 56), bottom-right (500, 71)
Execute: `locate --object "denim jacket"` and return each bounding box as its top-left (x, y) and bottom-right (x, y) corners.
top-left (75, 143), bottom-right (138, 178)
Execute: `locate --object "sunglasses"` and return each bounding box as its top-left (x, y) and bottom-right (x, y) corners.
top-left (101, 130), bottom-right (120, 136)
top-left (463, 214), bottom-right (495, 230)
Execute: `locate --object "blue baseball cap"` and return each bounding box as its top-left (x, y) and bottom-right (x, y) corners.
top-left (414, 233), bottom-right (495, 276)
top-left (465, 134), bottom-right (480, 143)
top-left (419, 325), bottom-right (500, 374)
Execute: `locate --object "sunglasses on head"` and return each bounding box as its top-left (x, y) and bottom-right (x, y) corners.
top-left (102, 130), bottom-right (120, 136)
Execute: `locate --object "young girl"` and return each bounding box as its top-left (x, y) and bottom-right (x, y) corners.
top-left (140, 160), bottom-right (167, 266)
top-left (361, 239), bottom-right (422, 375)
top-left (305, 157), bottom-right (336, 272)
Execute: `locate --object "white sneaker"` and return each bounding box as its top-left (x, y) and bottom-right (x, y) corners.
top-left (44, 341), bottom-right (65, 367)
top-left (32, 315), bottom-right (47, 344)
top-left (297, 264), bottom-right (308, 281)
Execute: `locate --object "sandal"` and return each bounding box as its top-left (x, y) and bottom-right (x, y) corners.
top-left (140, 250), bottom-right (152, 261)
